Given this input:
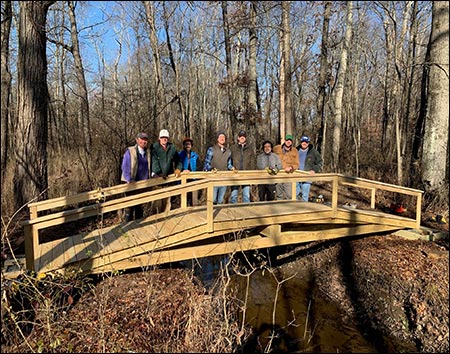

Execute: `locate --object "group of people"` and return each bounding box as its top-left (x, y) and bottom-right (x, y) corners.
top-left (120, 128), bottom-right (323, 221)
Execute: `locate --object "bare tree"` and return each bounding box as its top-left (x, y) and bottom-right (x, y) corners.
top-left (331, 1), bottom-right (352, 172)
top-left (316, 1), bottom-right (332, 157)
top-left (1, 1), bottom-right (12, 182)
top-left (420, 1), bottom-right (449, 200)
top-left (143, 0), bottom-right (163, 135)
top-left (247, 1), bottom-right (261, 142)
top-left (14, 1), bottom-right (55, 210)
top-left (67, 1), bottom-right (92, 151)
top-left (280, 1), bottom-right (293, 138)
top-left (221, 1), bottom-right (238, 135)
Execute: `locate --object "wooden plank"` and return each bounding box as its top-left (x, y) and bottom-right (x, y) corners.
top-left (63, 236), bottom-right (78, 264)
top-left (259, 224), bottom-right (281, 237)
top-left (68, 211), bottom-right (210, 271)
top-left (39, 239), bottom-right (68, 272)
top-left (335, 209), bottom-right (417, 229)
top-left (90, 223), bottom-right (401, 273)
top-left (77, 232), bottom-right (100, 262)
top-left (82, 223), bottom-right (212, 271)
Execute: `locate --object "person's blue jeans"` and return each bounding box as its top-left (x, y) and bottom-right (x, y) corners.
top-left (213, 186), bottom-right (227, 204)
top-left (230, 185), bottom-right (251, 203)
top-left (296, 182), bottom-right (311, 202)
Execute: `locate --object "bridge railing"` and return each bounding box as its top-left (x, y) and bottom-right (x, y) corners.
top-left (22, 172), bottom-right (423, 271)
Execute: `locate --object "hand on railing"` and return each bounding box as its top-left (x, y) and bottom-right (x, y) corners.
top-left (231, 166), bottom-right (238, 173)
top-left (285, 166), bottom-right (295, 173)
top-left (265, 167), bottom-right (279, 175)
top-left (174, 169), bottom-right (181, 178)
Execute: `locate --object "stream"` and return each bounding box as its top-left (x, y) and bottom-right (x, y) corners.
top-left (185, 251), bottom-right (418, 353)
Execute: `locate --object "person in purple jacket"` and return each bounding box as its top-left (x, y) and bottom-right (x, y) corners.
top-left (121, 132), bottom-right (152, 221)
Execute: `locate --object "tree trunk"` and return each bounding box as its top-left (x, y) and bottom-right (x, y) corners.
top-left (162, 2), bottom-right (186, 137)
top-left (68, 1), bottom-right (91, 151)
top-left (221, 1), bottom-right (237, 134)
top-left (247, 1), bottom-right (261, 144)
top-left (316, 1), bottom-right (332, 157)
top-left (1, 1), bottom-right (12, 181)
top-left (281, 1), bottom-right (293, 137)
top-left (14, 1), bottom-right (55, 210)
top-left (143, 1), bottom-right (164, 134)
top-left (332, 1), bottom-right (352, 172)
top-left (420, 1), bottom-right (449, 195)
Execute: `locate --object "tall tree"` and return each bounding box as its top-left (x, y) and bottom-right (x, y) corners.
top-left (420, 1), bottom-right (449, 198)
top-left (247, 1), bottom-right (261, 142)
top-left (280, 1), bottom-right (293, 138)
top-left (143, 0), bottom-right (163, 135)
top-left (331, 1), bottom-right (352, 172)
top-left (316, 1), bottom-right (332, 156)
top-left (67, 1), bottom-right (92, 152)
top-left (221, 1), bottom-right (238, 135)
top-left (1, 1), bottom-right (12, 182)
top-left (14, 1), bottom-right (55, 209)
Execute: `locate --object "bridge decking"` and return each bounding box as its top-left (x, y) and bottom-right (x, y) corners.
top-left (35, 201), bottom-right (416, 274)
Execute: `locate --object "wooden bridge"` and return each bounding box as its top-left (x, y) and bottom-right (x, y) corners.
top-left (22, 171), bottom-right (423, 275)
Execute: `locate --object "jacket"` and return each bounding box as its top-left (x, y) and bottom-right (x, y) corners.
top-left (151, 142), bottom-right (182, 177)
top-left (296, 143), bottom-right (323, 173)
top-left (257, 151), bottom-right (282, 170)
top-left (203, 145), bottom-right (232, 171)
top-left (178, 150), bottom-right (200, 171)
top-left (121, 145), bottom-right (151, 182)
top-left (230, 143), bottom-right (256, 170)
top-left (273, 143), bottom-right (299, 170)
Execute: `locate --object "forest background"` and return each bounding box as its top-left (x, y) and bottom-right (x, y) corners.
top-left (0, 1), bottom-right (448, 232)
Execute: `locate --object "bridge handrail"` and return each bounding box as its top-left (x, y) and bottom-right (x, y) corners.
top-left (23, 172), bottom-right (422, 271)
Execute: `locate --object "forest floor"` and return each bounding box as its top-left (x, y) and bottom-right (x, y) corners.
top-left (1, 195), bottom-right (449, 353)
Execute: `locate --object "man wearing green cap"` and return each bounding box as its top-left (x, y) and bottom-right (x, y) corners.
top-left (273, 134), bottom-right (299, 200)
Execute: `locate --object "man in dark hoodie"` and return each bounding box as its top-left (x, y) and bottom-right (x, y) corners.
top-left (296, 135), bottom-right (323, 202)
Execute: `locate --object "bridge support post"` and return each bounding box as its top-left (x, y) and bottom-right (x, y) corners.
top-left (207, 184), bottom-right (214, 232)
top-left (24, 225), bottom-right (38, 272)
top-left (332, 177), bottom-right (339, 217)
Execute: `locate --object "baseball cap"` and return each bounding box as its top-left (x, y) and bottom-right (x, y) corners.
top-left (238, 130), bottom-right (246, 137)
top-left (300, 135), bottom-right (310, 143)
top-left (137, 132), bottom-right (149, 139)
top-left (159, 129), bottom-right (169, 138)
top-left (285, 134), bottom-right (293, 141)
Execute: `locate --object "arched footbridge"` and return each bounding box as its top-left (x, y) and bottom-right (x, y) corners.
top-left (22, 171), bottom-right (423, 275)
